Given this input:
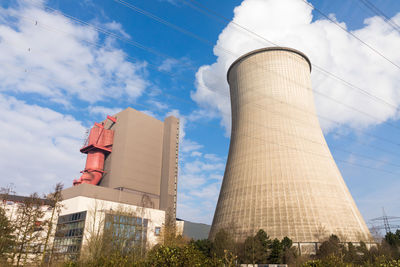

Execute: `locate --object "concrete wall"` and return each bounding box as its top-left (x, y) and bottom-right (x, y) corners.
top-left (101, 108), bottom-right (164, 197)
top-left (60, 196), bottom-right (165, 248)
top-left (62, 183), bottom-right (160, 208)
top-left (96, 107), bottom-right (179, 215)
top-left (160, 116), bottom-right (179, 216)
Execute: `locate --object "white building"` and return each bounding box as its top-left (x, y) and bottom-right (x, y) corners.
top-left (52, 184), bottom-right (167, 260)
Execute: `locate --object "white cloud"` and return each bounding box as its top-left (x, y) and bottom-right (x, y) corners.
top-left (158, 57), bottom-right (192, 75)
top-left (177, 144), bottom-right (225, 223)
top-left (183, 160), bottom-right (225, 174)
top-left (0, 94), bottom-right (85, 195)
top-left (191, 0), bottom-right (400, 134)
top-left (147, 99), bottom-right (168, 110)
top-left (204, 153), bottom-right (224, 162)
top-left (190, 151), bottom-right (202, 157)
top-left (166, 109), bottom-right (203, 153)
top-left (0, 1), bottom-right (148, 105)
top-left (104, 21), bottom-right (130, 38)
top-left (177, 182), bottom-right (221, 223)
top-left (166, 109), bottom-right (224, 224)
top-left (89, 106), bottom-right (123, 117)
top-left (158, 58), bottom-right (179, 72)
top-left (189, 182), bottom-right (220, 200)
top-left (158, 0), bottom-right (179, 6)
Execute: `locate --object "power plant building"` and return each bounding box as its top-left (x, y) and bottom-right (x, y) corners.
top-left (209, 47), bottom-right (371, 250)
top-left (67, 107), bottom-right (180, 216)
top-left (56, 108), bottom-right (180, 259)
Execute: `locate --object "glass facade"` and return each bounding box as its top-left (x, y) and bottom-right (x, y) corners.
top-left (104, 213), bottom-right (148, 249)
top-left (53, 211), bottom-right (86, 260)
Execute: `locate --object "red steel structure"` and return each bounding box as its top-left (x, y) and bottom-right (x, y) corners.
top-left (73, 115), bottom-right (117, 186)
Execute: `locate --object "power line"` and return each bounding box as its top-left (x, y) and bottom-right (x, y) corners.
top-left (17, 2), bottom-right (400, 148)
top-left (299, 0), bottom-right (400, 71)
top-left (233, 124), bottom-right (400, 177)
top-left (27, 0), bottom-right (197, 72)
top-left (234, 108), bottom-right (400, 169)
top-left (357, 0), bottom-right (400, 34)
top-left (114, 0), bottom-right (238, 58)
top-left (14, 1), bottom-right (400, 171)
top-left (221, 96), bottom-right (400, 160)
top-left (18, 15), bottom-right (188, 78)
top-left (28, 0), bottom-right (400, 135)
top-left (247, 102), bottom-right (400, 159)
top-left (182, 0), bottom-right (400, 116)
top-left (6, 40), bottom-right (400, 177)
top-left (114, 0), bottom-right (400, 132)
top-left (7, 32), bottom-right (400, 172)
top-left (28, 0), bottom-right (398, 145)
top-left (14, 43), bottom-right (400, 175)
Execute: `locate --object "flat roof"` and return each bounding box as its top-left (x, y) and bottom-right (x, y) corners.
top-left (227, 46), bottom-right (312, 82)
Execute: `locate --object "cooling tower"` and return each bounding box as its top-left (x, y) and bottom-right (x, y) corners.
top-left (209, 47), bottom-right (371, 245)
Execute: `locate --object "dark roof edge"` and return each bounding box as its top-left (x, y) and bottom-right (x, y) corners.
top-left (0, 194), bottom-right (52, 205)
top-left (227, 47), bottom-right (312, 83)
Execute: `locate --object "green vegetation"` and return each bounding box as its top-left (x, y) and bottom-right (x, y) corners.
top-left (302, 232), bottom-right (400, 267)
top-left (1, 184), bottom-right (400, 266)
top-left (62, 229), bottom-right (400, 267)
top-left (58, 228), bottom-right (400, 267)
top-left (0, 205), bottom-right (15, 266)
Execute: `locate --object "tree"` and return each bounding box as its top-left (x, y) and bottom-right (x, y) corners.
top-left (268, 238), bottom-right (283, 264)
top-left (12, 193), bottom-right (46, 266)
top-left (385, 230), bottom-right (400, 249)
top-left (343, 242), bottom-right (359, 264)
top-left (316, 234), bottom-right (343, 259)
top-left (281, 236), bottom-right (296, 264)
top-left (190, 238), bottom-right (213, 258)
top-left (0, 206), bottom-right (15, 261)
top-left (72, 203), bottom-right (153, 266)
top-left (41, 183), bottom-right (64, 266)
top-left (242, 229), bottom-right (271, 264)
top-left (212, 229), bottom-right (235, 260)
top-left (146, 243), bottom-right (210, 267)
top-left (160, 209), bottom-right (185, 247)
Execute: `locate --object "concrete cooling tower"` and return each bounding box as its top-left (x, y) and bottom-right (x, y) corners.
top-left (209, 47), bottom-right (371, 248)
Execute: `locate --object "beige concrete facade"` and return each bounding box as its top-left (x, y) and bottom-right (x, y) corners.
top-left (62, 183), bottom-right (157, 208)
top-left (93, 107), bottom-right (179, 216)
top-left (59, 196), bottom-right (166, 249)
top-left (209, 47), bottom-right (371, 243)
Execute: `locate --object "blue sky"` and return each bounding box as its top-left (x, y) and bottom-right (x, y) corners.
top-left (1, 0), bottom-right (400, 231)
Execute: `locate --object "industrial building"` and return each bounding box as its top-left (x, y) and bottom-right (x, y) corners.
top-left (52, 196), bottom-right (166, 260)
top-left (209, 47), bottom-right (371, 252)
top-left (71, 107), bottom-right (180, 216)
top-left (56, 107), bottom-right (180, 259)
top-left (1, 107), bottom-right (213, 262)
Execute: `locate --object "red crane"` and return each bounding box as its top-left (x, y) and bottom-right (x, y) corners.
top-left (73, 115), bottom-right (117, 186)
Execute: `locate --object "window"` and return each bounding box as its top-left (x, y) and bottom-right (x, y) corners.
top-left (53, 211), bottom-right (86, 260)
top-left (155, 227), bottom-right (161, 236)
top-left (104, 214), bottom-right (148, 248)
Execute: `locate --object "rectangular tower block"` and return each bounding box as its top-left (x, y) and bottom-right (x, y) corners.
top-left (98, 108), bottom-right (179, 216)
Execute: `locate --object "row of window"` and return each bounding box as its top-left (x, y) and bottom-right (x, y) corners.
top-left (54, 211), bottom-right (162, 257)
top-left (54, 211), bottom-right (86, 257)
top-left (54, 237), bottom-right (82, 246)
top-left (105, 214), bottom-right (149, 246)
top-left (57, 211), bottom-right (86, 224)
top-left (56, 220), bottom-right (85, 231)
top-left (109, 214), bottom-right (148, 226)
top-left (56, 228), bottom-right (84, 238)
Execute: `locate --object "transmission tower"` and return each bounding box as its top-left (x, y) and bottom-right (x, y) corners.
top-left (370, 207), bottom-right (400, 234)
